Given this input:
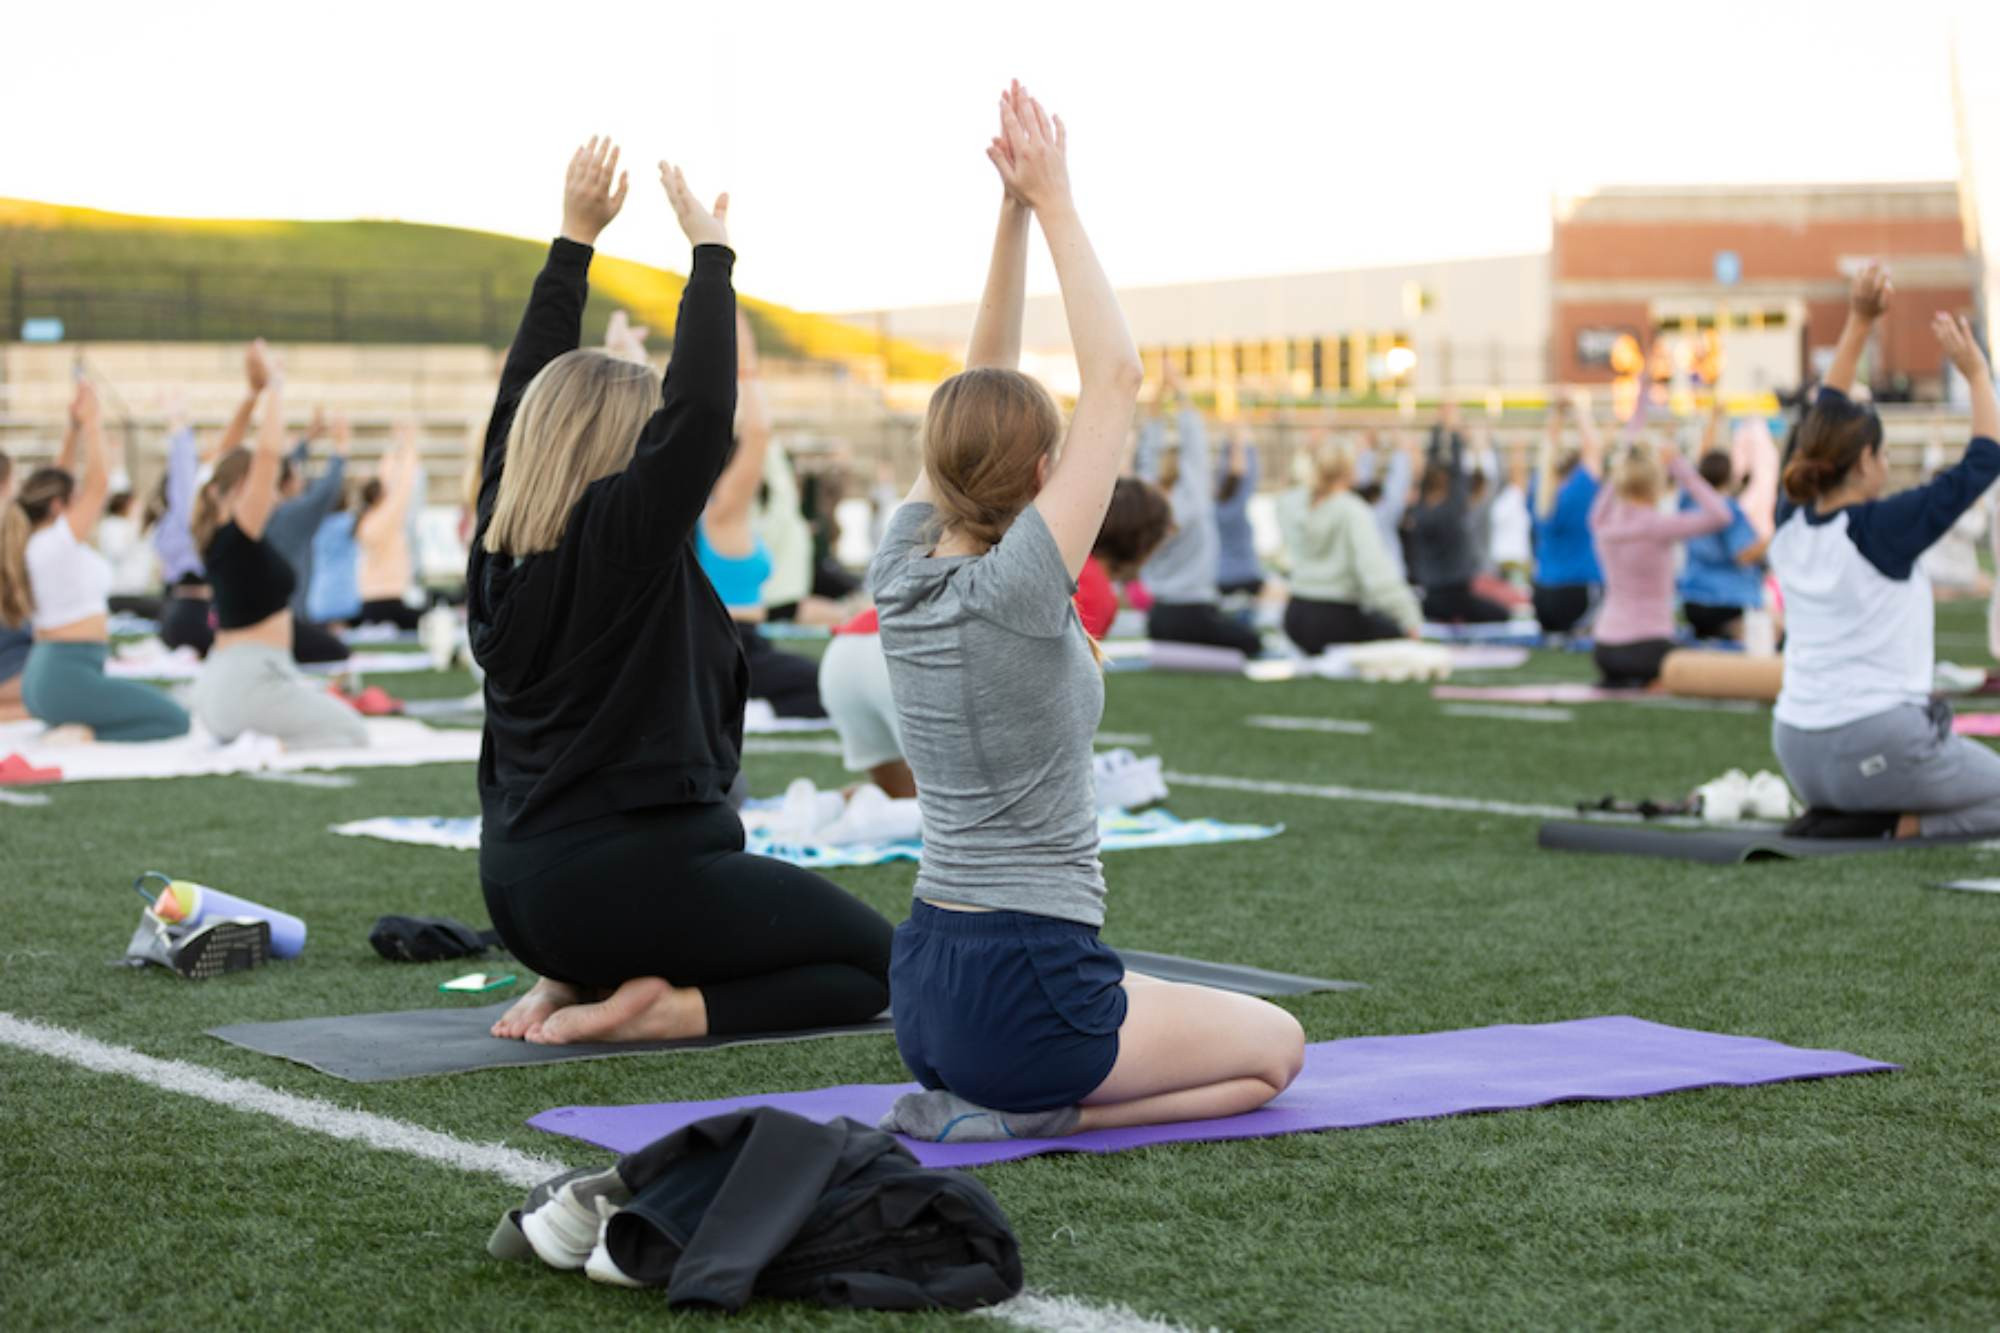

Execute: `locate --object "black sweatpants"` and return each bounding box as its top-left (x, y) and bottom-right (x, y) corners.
top-left (360, 598), bottom-right (424, 631)
top-left (292, 619), bottom-right (350, 665)
top-left (1148, 601), bottom-right (1262, 656)
top-left (1594, 638), bottom-right (1674, 689)
top-left (1531, 583), bottom-right (1593, 635)
top-left (740, 622), bottom-right (825, 717)
top-left (1282, 597), bottom-right (1405, 653)
top-left (1421, 581), bottom-right (1510, 624)
top-left (480, 801), bottom-right (892, 1035)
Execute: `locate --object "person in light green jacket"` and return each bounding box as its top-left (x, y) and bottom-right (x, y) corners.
top-left (1277, 435), bottom-right (1422, 653)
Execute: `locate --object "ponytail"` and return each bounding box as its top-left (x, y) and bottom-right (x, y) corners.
top-left (191, 449), bottom-right (253, 554)
top-left (0, 500), bottom-right (30, 628)
top-left (922, 368), bottom-right (1063, 550)
top-left (1782, 396), bottom-right (1883, 504)
top-left (0, 467), bottom-right (76, 628)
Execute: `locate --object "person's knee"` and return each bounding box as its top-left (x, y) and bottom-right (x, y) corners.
top-left (1259, 1007), bottom-right (1306, 1092)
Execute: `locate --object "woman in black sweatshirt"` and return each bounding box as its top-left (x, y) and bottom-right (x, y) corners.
top-left (471, 138), bottom-right (891, 1045)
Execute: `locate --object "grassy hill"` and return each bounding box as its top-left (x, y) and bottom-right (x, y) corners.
top-left (0, 199), bottom-right (957, 379)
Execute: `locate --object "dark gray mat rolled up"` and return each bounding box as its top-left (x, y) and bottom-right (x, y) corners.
top-left (1538, 821), bottom-right (1990, 864)
top-left (208, 951), bottom-right (1362, 1082)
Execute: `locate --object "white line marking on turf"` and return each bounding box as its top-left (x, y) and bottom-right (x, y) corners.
top-left (0, 1012), bottom-right (1201, 1333)
top-left (1243, 715), bottom-right (1375, 736)
top-left (1166, 770), bottom-right (1574, 820)
top-left (0, 1012), bottom-right (566, 1189)
top-left (1094, 732), bottom-right (1154, 747)
top-left (1440, 703), bottom-right (1576, 724)
top-left (0, 788), bottom-right (53, 806)
top-left (743, 738), bottom-right (845, 756)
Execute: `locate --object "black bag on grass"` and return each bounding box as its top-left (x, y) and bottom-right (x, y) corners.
top-left (491, 1107), bottom-right (1022, 1312)
top-left (367, 915), bottom-right (501, 963)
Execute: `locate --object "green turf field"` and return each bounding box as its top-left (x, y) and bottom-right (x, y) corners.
top-left (5, 609), bottom-right (1999, 1330)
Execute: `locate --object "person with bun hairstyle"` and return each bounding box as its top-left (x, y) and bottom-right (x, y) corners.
top-left (871, 84), bottom-right (1303, 1143)
top-left (473, 137), bottom-right (890, 1046)
top-left (0, 383), bottom-right (189, 740)
top-left (1769, 264), bottom-right (2000, 838)
top-left (1276, 434), bottom-right (1422, 651)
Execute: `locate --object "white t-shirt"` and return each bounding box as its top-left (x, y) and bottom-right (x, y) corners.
top-left (26, 520), bottom-right (112, 630)
top-left (95, 514), bottom-right (158, 596)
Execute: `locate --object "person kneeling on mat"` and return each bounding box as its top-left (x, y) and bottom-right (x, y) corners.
top-left (1277, 434), bottom-right (1422, 652)
top-left (871, 85), bottom-right (1303, 1144)
top-left (1770, 264), bottom-right (2000, 839)
top-left (1588, 441), bottom-right (1730, 687)
top-left (473, 138), bottom-right (891, 1046)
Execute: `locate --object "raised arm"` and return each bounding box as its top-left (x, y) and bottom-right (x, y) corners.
top-left (1825, 263), bottom-right (1890, 399)
top-left (1001, 92), bottom-right (1144, 575)
top-left (62, 382), bottom-right (110, 539)
top-left (232, 374), bottom-right (289, 540)
top-left (592, 161), bottom-right (738, 558)
top-left (705, 312), bottom-right (772, 529)
top-left (1644, 447), bottom-right (1731, 540)
top-left (1376, 436), bottom-right (1415, 526)
top-left (476, 138), bottom-right (628, 522)
top-left (967, 86), bottom-right (1033, 372)
top-left (297, 413), bottom-right (350, 522)
top-left (55, 375), bottom-right (82, 474)
top-left (209, 340), bottom-right (273, 464)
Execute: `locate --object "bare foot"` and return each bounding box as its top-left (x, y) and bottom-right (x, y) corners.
top-left (528, 977), bottom-right (708, 1045)
top-left (491, 977), bottom-right (583, 1040)
top-left (39, 724), bottom-right (96, 746)
top-left (1895, 813), bottom-right (1923, 839)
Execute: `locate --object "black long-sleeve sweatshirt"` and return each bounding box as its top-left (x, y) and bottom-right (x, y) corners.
top-left (468, 238), bottom-right (743, 838)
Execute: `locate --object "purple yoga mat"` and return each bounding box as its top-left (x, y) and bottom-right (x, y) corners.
top-left (529, 1016), bottom-right (1897, 1168)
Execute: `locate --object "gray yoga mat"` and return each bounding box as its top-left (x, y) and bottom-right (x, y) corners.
top-left (207, 951), bottom-right (1362, 1082)
top-left (1538, 820), bottom-right (1990, 865)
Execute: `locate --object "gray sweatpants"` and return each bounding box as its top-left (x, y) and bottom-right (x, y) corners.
top-left (1773, 699), bottom-right (2000, 838)
top-left (192, 642), bottom-right (368, 751)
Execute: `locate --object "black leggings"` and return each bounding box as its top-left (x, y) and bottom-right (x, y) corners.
top-left (1147, 601), bottom-right (1262, 656)
top-left (739, 622), bottom-right (825, 717)
top-left (360, 598), bottom-right (424, 631)
top-left (1421, 582), bottom-right (1510, 624)
top-left (292, 620), bottom-right (350, 665)
top-left (160, 594), bottom-right (214, 658)
top-left (480, 801), bottom-right (892, 1035)
top-left (1683, 602), bottom-right (1744, 640)
top-left (1531, 583), bottom-right (1593, 635)
top-left (1594, 638), bottom-right (1675, 688)
top-left (1283, 597), bottom-right (1404, 653)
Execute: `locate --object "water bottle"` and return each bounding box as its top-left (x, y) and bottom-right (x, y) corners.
top-left (136, 871), bottom-right (308, 960)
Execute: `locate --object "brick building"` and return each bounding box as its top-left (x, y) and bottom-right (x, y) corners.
top-left (1551, 183), bottom-right (1978, 399)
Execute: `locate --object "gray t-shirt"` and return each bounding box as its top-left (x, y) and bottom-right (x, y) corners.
top-left (869, 501), bottom-right (1107, 926)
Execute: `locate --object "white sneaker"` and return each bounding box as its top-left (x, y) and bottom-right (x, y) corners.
top-left (775, 778), bottom-right (845, 840)
top-left (819, 783), bottom-right (923, 845)
top-left (1695, 768), bottom-right (1750, 823)
top-left (518, 1172), bottom-right (628, 1271)
top-left (1093, 749), bottom-right (1169, 812)
top-left (419, 605), bottom-right (459, 671)
top-left (583, 1207), bottom-right (644, 1288)
top-left (1744, 770), bottom-right (1799, 821)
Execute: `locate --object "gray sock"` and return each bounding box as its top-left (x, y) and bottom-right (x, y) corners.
top-left (878, 1089), bottom-right (1081, 1142)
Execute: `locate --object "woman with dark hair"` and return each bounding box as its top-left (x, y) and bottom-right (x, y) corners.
top-left (871, 85), bottom-right (1302, 1143)
top-left (474, 137), bottom-right (890, 1046)
top-left (1406, 413), bottom-right (1511, 625)
top-left (1770, 265), bottom-right (2000, 838)
top-left (0, 383), bottom-right (188, 740)
top-left (1213, 428), bottom-right (1262, 597)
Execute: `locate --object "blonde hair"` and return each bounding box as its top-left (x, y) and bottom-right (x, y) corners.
top-left (0, 468), bottom-right (74, 627)
top-left (922, 368), bottom-right (1063, 548)
top-left (1302, 435), bottom-right (1356, 499)
top-left (191, 449), bottom-right (254, 554)
top-left (1612, 446), bottom-right (1665, 505)
top-left (484, 350), bottom-right (662, 556)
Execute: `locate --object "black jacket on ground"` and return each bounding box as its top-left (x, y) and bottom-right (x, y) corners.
top-left (494, 1108), bottom-right (1022, 1313)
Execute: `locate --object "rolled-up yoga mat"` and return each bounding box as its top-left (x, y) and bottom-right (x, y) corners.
top-left (1658, 650), bottom-right (1782, 702)
top-left (140, 872), bottom-right (307, 959)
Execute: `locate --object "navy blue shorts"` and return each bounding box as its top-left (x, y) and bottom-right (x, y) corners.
top-left (890, 900), bottom-right (1128, 1114)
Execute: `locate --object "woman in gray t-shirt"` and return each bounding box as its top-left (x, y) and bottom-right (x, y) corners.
top-left (870, 83), bottom-right (1304, 1144)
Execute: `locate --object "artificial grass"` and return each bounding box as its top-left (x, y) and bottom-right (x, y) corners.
top-left (4, 605), bottom-right (1999, 1329)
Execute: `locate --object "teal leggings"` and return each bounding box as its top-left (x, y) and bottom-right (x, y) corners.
top-left (21, 641), bottom-right (189, 741)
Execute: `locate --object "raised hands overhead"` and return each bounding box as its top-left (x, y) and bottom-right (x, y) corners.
top-left (331, 412), bottom-right (352, 459)
top-left (1933, 311), bottom-right (1989, 379)
top-left (735, 309), bottom-right (761, 380)
top-left (562, 136), bottom-right (630, 246)
top-left (1850, 262), bottom-right (1893, 322)
top-left (659, 161), bottom-right (729, 250)
top-left (245, 338), bottom-right (273, 393)
top-left (70, 378), bottom-right (99, 432)
top-left (988, 83), bottom-right (1071, 216)
top-left (604, 309), bottom-right (651, 366)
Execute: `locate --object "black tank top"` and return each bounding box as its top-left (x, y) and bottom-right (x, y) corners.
top-left (205, 521), bottom-right (297, 629)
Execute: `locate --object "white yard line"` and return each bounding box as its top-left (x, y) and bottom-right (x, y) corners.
top-left (1166, 771), bottom-right (1575, 820)
top-left (0, 788), bottom-right (53, 806)
top-left (1243, 716), bottom-right (1375, 736)
top-left (1440, 703), bottom-right (1576, 724)
top-left (0, 1011), bottom-right (1197, 1333)
top-left (742, 738), bottom-right (845, 756)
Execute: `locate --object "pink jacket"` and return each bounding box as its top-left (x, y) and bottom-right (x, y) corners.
top-left (1590, 455), bottom-right (1729, 645)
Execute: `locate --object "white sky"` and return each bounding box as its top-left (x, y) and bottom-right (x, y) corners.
top-left (4, 0), bottom-right (1993, 313)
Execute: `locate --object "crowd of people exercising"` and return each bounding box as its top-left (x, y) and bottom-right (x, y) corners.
top-left (3, 86), bottom-right (1996, 1139)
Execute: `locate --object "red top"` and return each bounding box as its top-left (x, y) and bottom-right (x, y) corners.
top-left (838, 554), bottom-right (1120, 641)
